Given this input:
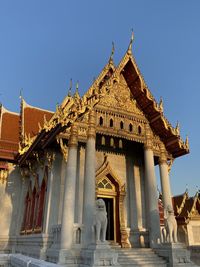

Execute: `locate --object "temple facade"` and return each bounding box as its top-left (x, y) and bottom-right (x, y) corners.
top-left (0, 36), bottom-right (193, 266)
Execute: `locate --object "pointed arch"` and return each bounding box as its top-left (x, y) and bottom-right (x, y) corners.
top-left (95, 154), bottom-right (124, 191)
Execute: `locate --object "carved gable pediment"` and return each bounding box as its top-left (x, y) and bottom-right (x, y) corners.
top-left (97, 74), bottom-right (144, 116)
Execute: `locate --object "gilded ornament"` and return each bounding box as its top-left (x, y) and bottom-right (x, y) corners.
top-left (68, 124), bottom-right (78, 147)
top-left (46, 150), bottom-right (55, 169)
top-left (57, 137), bottom-right (68, 162)
top-left (159, 97), bottom-right (163, 113)
top-left (0, 169), bottom-right (9, 184)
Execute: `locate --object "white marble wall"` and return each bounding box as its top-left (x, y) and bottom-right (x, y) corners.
top-left (0, 165), bottom-right (22, 252)
top-left (43, 153), bottom-right (62, 234)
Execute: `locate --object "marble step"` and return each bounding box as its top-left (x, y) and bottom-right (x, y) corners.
top-left (115, 248), bottom-right (167, 267)
top-left (118, 256), bottom-right (165, 261)
top-left (117, 264), bottom-right (167, 267)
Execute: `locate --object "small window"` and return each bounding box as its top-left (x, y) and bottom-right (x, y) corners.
top-left (120, 121), bottom-right (124, 130)
top-left (110, 118), bottom-right (114, 127)
top-left (99, 116), bottom-right (103, 126)
top-left (101, 136), bottom-right (105, 145)
top-left (119, 139), bottom-right (123, 148)
top-left (110, 138), bottom-right (114, 147)
top-left (98, 177), bottom-right (115, 191)
top-left (129, 123), bottom-right (133, 132)
top-left (138, 125), bottom-right (142, 135)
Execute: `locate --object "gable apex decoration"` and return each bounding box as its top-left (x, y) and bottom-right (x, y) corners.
top-left (114, 38), bottom-right (189, 158)
top-left (15, 36), bottom-right (189, 165)
top-left (95, 153), bottom-right (125, 191)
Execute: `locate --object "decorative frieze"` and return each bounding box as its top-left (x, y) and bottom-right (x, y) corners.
top-left (68, 124), bottom-right (78, 147)
top-left (0, 169), bottom-right (9, 184)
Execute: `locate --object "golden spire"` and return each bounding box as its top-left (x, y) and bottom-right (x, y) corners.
top-left (127, 29), bottom-right (134, 54)
top-left (19, 88), bottom-right (23, 100)
top-left (76, 80), bottom-right (79, 93)
top-left (109, 41), bottom-right (115, 63)
top-left (74, 80), bottom-right (80, 99)
top-left (68, 79), bottom-right (72, 97)
top-left (159, 97), bottom-right (163, 112)
top-left (185, 135), bottom-right (189, 148)
top-left (175, 121), bottom-right (180, 135)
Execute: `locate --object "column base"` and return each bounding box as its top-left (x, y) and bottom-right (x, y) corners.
top-left (46, 248), bottom-right (81, 266)
top-left (154, 242), bottom-right (194, 266)
top-left (80, 242), bottom-right (120, 267)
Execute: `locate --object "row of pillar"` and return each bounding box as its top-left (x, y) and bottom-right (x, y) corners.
top-left (144, 125), bottom-right (173, 246)
top-left (60, 114), bottom-right (173, 250)
top-left (60, 110), bottom-right (96, 250)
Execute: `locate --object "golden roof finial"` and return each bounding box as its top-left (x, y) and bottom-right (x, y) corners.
top-left (128, 29), bottom-right (134, 54)
top-left (175, 121), bottom-right (180, 135)
top-left (19, 88), bottom-right (23, 100)
top-left (159, 97), bottom-right (163, 112)
top-left (109, 41), bottom-right (115, 63)
top-left (68, 79), bottom-right (72, 97)
top-left (185, 135), bottom-right (189, 148)
top-left (74, 80), bottom-right (80, 99)
top-left (185, 184), bottom-right (189, 193)
top-left (76, 80), bottom-right (79, 93)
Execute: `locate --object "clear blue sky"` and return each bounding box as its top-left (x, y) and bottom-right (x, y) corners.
top-left (0, 0), bottom-right (199, 196)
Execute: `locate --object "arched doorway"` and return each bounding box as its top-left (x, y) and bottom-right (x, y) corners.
top-left (97, 176), bottom-right (119, 242)
top-left (95, 154), bottom-right (131, 247)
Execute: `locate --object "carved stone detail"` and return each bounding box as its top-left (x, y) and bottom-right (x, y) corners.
top-left (0, 169), bottom-right (9, 184)
top-left (95, 154), bottom-right (131, 248)
top-left (57, 138), bottom-right (68, 162)
top-left (68, 124), bottom-right (78, 147)
top-left (98, 74), bottom-right (144, 116)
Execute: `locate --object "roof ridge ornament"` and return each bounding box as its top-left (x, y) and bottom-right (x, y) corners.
top-left (127, 29), bottom-right (134, 55)
top-left (159, 97), bottom-right (163, 112)
top-left (19, 88), bottom-right (23, 100)
top-left (175, 121), bottom-right (180, 136)
top-left (109, 41), bottom-right (115, 64)
top-left (185, 135), bottom-right (189, 149)
top-left (68, 79), bottom-right (72, 97)
top-left (74, 80), bottom-right (80, 99)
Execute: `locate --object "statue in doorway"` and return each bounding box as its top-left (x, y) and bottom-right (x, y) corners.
top-left (163, 205), bottom-right (178, 243)
top-left (93, 199), bottom-right (108, 242)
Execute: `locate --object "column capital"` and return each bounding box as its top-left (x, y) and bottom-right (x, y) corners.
top-left (159, 143), bottom-right (167, 165)
top-left (144, 123), bottom-right (153, 150)
top-left (87, 110), bottom-right (96, 139)
top-left (68, 124), bottom-right (78, 147)
top-left (144, 140), bottom-right (153, 150)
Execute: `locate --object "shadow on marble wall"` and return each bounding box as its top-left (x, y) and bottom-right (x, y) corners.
top-left (4, 166), bottom-right (22, 253)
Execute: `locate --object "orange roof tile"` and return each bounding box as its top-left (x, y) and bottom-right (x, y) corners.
top-left (1, 112), bottom-right (19, 143)
top-left (23, 106), bottom-right (53, 138)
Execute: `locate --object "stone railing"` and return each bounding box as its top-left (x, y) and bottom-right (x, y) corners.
top-left (51, 223), bottom-right (83, 249)
top-left (10, 254), bottom-right (62, 267)
top-left (73, 223), bottom-right (83, 245)
top-left (50, 225), bottom-right (61, 249)
top-left (0, 254), bottom-right (9, 267)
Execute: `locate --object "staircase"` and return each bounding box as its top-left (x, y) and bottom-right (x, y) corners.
top-left (115, 248), bottom-right (167, 267)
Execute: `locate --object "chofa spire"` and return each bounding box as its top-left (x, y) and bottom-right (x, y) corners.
top-left (127, 29), bottom-right (134, 55)
top-left (68, 79), bottom-right (72, 97)
top-left (109, 41), bottom-right (115, 64)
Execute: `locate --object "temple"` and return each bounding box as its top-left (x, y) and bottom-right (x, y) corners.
top-left (0, 35), bottom-right (199, 267)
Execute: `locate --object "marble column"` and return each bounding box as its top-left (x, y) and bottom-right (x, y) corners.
top-left (16, 174), bottom-right (29, 235)
top-left (144, 126), bottom-right (161, 246)
top-left (60, 124), bottom-right (78, 249)
top-left (82, 110), bottom-right (96, 246)
top-left (133, 164), bottom-right (143, 230)
top-left (159, 145), bottom-right (173, 210)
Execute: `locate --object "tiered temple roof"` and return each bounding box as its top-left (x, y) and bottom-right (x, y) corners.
top-left (159, 190), bottom-right (200, 225)
top-left (0, 105), bottom-right (19, 162)
top-left (0, 99), bottom-right (53, 163)
top-left (0, 35), bottom-right (190, 167)
top-left (174, 190), bottom-right (200, 224)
